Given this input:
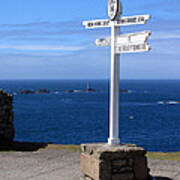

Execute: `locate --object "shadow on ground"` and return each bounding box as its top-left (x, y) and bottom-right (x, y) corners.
top-left (154, 177), bottom-right (173, 180)
top-left (0, 141), bottom-right (48, 151)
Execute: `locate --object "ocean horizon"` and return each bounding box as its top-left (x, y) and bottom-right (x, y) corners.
top-left (0, 79), bottom-right (180, 152)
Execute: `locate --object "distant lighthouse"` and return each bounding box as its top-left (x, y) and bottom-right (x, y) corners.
top-left (87, 81), bottom-right (90, 90)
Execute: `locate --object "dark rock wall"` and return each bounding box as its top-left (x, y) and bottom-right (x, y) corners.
top-left (0, 90), bottom-right (14, 143)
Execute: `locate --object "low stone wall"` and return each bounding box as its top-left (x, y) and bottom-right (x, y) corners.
top-left (0, 90), bottom-right (14, 144)
top-left (81, 143), bottom-right (151, 180)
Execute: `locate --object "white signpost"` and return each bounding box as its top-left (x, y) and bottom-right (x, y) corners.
top-left (83, 15), bottom-right (150, 29)
top-left (83, 0), bottom-right (151, 145)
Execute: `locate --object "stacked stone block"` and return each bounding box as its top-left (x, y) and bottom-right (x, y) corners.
top-left (81, 143), bottom-right (150, 180)
top-left (0, 90), bottom-right (14, 144)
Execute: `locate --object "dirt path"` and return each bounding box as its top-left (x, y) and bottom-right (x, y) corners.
top-left (0, 149), bottom-right (180, 180)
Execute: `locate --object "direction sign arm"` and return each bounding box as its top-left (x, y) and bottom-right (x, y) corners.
top-left (95, 38), bottom-right (111, 47)
top-left (82, 19), bottom-right (111, 29)
top-left (115, 14), bottom-right (151, 26)
top-left (95, 30), bottom-right (151, 47)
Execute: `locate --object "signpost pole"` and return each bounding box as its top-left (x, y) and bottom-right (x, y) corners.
top-left (108, 21), bottom-right (120, 145)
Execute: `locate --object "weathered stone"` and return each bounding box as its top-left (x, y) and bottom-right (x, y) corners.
top-left (0, 111), bottom-right (5, 116)
top-left (80, 175), bottom-right (93, 180)
top-left (81, 153), bottom-right (99, 180)
top-left (81, 143), bottom-right (100, 155)
top-left (128, 158), bottom-right (134, 166)
top-left (112, 172), bottom-right (134, 180)
top-left (81, 153), bottom-right (111, 180)
top-left (112, 166), bottom-right (133, 174)
top-left (97, 145), bottom-right (146, 160)
top-left (112, 159), bottom-right (127, 168)
top-left (81, 143), bottom-right (149, 180)
top-left (82, 143), bottom-right (146, 161)
top-left (134, 156), bottom-right (148, 180)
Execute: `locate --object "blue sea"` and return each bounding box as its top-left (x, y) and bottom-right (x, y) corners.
top-left (0, 80), bottom-right (180, 152)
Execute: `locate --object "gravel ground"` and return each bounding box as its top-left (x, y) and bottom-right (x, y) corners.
top-left (148, 159), bottom-right (180, 180)
top-left (0, 149), bottom-right (180, 180)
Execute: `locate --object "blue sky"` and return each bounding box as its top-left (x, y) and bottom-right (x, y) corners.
top-left (0, 0), bottom-right (180, 79)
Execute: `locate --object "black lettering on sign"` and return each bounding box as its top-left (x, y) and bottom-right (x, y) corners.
top-left (127, 17), bottom-right (137, 23)
top-left (88, 23), bottom-right (93, 27)
top-left (134, 45), bottom-right (136, 50)
top-left (103, 21), bottom-right (110, 26)
top-left (138, 17), bottom-right (145, 22)
top-left (95, 22), bottom-right (101, 26)
top-left (123, 46), bottom-right (129, 51)
top-left (117, 44), bottom-right (147, 52)
top-left (120, 19), bottom-right (125, 24)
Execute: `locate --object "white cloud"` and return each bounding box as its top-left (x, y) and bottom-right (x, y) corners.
top-left (151, 31), bottom-right (180, 40)
top-left (0, 45), bottom-right (85, 51)
top-left (151, 40), bottom-right (180, 55)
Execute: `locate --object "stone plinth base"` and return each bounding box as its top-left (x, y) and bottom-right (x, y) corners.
top-left (80, 143), bottom-right (150, 180)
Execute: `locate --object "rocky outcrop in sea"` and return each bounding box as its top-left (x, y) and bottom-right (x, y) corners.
top-left (19, 88), bottom-right (50, 94)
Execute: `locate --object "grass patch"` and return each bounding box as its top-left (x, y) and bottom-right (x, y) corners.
top-left (147, 152), bottom-right (180, 161)
top-left (39, 144), bottom-right (81, 152)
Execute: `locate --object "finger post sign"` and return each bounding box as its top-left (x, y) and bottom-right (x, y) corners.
top-left (83, 0), bottom-right (151, 145)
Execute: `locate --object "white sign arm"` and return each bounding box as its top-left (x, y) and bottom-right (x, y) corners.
top-left (115, 14), bottom-right (151, 26)
top-left (82, 19), bottom-right (111, 29)
top-left (116, 31), bottom-right (151, 44)
top-left (95, 31), bottom-right (151, 47)
top-left (116, 43), bottom-right (151, 54)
